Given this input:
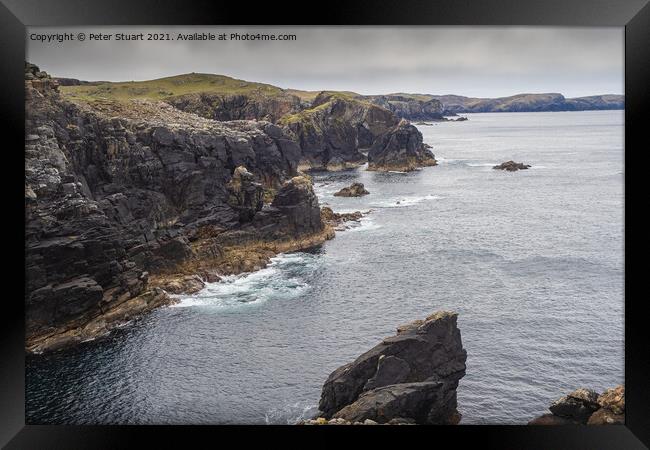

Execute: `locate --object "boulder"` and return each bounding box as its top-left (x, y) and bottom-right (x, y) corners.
top-left (317, 311), bottom-right (466, 424)
top-left (333, 182), bottom-right (369, 197)
top-left (492, 161), bottom-right (531, 171)
top-left (529, 385), bottom-right (625, 425)
top-left (548, 388), bottom-right (600, 423)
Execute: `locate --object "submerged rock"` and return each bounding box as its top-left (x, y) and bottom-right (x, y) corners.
top-left (333, 182), bottom-right (369, 197)
top-left (492, 161), bottom-right (531, 171)
top-left (316, 311), bottom-right (466, 424)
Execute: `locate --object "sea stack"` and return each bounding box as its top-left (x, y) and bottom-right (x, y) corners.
top-left (367, 119), bottom-right (438, 172)
top-left (308, 311), bottom-right (467, 425)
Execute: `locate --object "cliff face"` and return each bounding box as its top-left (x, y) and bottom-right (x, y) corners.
top-left (315, 311), bottom-right (467, 425)
top-left (166, 92), bottom-right (305, 123)
top-left (278, 92), bottom-right (399, 171)
top-left (364, 95), bottom-right (445, 121)
top-left (367, 119), bottom-right (437, 172)
top-left (25, 63), bottom-right (327, 353)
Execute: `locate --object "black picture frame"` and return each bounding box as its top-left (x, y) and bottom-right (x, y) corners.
top-left (2, 0), bottom-right (647, 448)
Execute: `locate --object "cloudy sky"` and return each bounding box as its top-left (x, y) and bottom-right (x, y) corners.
top-left (27, 26), bottom-right (623, 98)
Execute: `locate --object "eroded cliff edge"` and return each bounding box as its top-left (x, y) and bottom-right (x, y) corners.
top-left (25, 64), bottom-right (333, 353)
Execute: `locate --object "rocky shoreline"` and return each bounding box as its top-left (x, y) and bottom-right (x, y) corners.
top-left (529, 385), bottom-right (625, 425)
top-left (25, 62), bottom-right (436, 354)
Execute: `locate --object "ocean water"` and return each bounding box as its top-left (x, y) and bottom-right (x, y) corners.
top-left (26, 111), bottom-right (624, 425)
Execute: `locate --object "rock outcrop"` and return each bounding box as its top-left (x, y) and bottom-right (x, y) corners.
top-left (367, 119), bottom-right (438, 172)
top-left (278, 92), bottom-right (399, 171)
top-left (24, 62), bottom-right (330, 353)
top-left (363, 95), bottom-right (445, 121)
top-left (320, 207), bottom-right (367, 231)
top-left (167, 91), bottom-right (304, 123)
top-left (493, 161), bottom-right (531, 171)
top-left (529, 385), bottom-right (625, 425)
top-left (226, 166), bottom-right (265, 223)
top-left (333, 182), bottom-right (369, 197)
top-left (314, 311), bottom-right (467, 425)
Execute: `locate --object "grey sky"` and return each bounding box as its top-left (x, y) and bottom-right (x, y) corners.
top-left (27, 26), bottom-right (624, 98)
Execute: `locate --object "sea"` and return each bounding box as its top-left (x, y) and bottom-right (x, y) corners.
top-left (26, 110), bottom-right (624, 425)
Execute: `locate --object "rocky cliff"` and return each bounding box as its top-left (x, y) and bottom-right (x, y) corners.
top-left (367, 119), bottom-right (438, 172)
top-left (277, 92), bottom-right (400, 171)
top-left (166, 91), bottom-right (305, 123)
top-left (25, 63), bottom-right (331, 353)
top-left (363, 94), bottom-right (445, 121)
top-left (312, 311), bottom-right (467, 425)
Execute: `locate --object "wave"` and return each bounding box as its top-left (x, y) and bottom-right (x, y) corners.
top-left (369, 194), bottom-right (441, 209)
top-left (345, 216), bottom-right (382, 233)
top-left (264, 402), bottom-right (318, 425)
top-left (171, 252), bottom-right (319, 310)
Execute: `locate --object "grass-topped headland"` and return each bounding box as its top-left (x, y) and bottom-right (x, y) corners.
top-left (60, 72), bottom-right (287, 102)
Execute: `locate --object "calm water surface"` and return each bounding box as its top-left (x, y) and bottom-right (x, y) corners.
top-left (27, 111), bottom-right (624, 424)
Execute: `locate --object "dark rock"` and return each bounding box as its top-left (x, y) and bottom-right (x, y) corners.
top-left (548, 388), bottom-right (600, 423)
top-left (167, 91), bottom-right (303, 123)
top-left (528, 414), bottom-right (581, 425)
top-left (333, 182), bottom-right (369, 197)
top-left (23, 64), bottom-right (318, 353)
top-left (364, 95), bottom-right (445, 121)
top-left (252, 175), bottom-right (324, 238)
top-left (492, 161), bottom-right (531, 171)
top-left (226, 166), bottom-right (264, 222)
top-left (279, 92), bottom-right (398, 171)
top-left (587, 408), bottom-right (625, 425)
top-left (333, 381), bottom-right (460, 425)
top-left (367, 119), bottom-right (438, 172)
top-left (320, 207), bottom-right (365, 230)
top-left (318, 311), bottom-right (466, 424)
top-left (529, 385), bottom-right (624, 426)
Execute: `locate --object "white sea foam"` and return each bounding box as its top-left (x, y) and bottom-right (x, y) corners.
top-left (369, 194), bottom-right (441, 208)
top-left (264, 402), bottom-right (319, 424)
top-left (172, 252), bottom-right (316, 309)
top-left (345, 216), bottom-right (381, 233)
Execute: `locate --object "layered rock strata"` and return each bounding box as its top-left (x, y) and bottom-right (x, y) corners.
top-left (314, 311), bottom-right (467, 425)
top-left (24, 63), bottom-right (330, 353)
top-left (367, 119), bottom-right (438, 172)
top-left (278, 92), bottom-right (400, 171)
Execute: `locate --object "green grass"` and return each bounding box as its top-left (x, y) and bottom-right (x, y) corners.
top-left (60, 73), bottom-right (287, 102)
